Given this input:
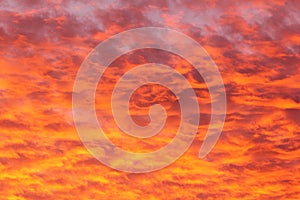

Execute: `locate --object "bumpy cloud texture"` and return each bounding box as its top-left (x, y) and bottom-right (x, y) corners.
top-left (0, 0), bottom-right (299, 199)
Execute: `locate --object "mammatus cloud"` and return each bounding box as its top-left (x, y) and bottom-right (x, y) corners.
top-left (0, 0), bottom-right (299, 199)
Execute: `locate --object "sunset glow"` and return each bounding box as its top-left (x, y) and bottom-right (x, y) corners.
top-left (0, 0), bottom-right (299, 199)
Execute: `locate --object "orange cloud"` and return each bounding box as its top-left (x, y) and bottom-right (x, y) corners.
top-left (0, 0), bottom-right (299, 199)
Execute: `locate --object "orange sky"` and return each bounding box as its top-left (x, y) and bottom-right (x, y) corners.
top-left (0, 0), bottom-right (299, 199)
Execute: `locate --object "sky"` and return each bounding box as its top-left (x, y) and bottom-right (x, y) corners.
top-left (0, 0), bottom-right (299, 199)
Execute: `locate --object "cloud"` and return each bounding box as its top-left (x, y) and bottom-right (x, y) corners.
top-left (0, 0), bottom-right (299, 199)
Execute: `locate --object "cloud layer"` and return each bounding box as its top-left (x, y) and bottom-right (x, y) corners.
top-left (0, 0), bottom-right (299, 199)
